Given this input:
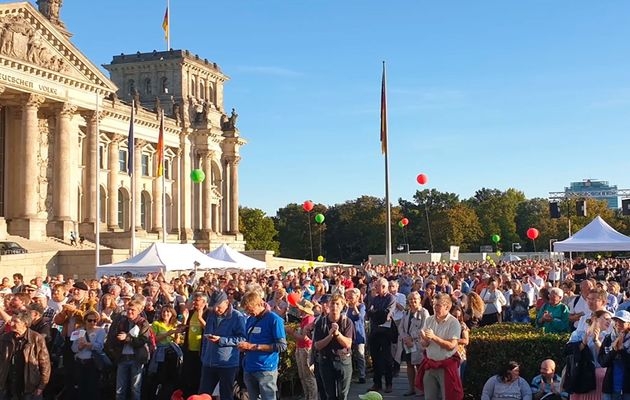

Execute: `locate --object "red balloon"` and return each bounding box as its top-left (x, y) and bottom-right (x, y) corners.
top-left (287, 292), bottom-right (300, 306)
top-left (302, 200), bottom-right (314, 212)
top-left (416, 173), bottom-right (428, 185)
top-left (401, 218), bottom-right (409, 226)
top-left (526, 228), bottom-right (539, 240)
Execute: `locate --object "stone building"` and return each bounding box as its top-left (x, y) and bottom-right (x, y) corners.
top-left (0, 0), bottom-right (245, 254)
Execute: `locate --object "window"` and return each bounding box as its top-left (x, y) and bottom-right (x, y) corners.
top-left (99, 144), bottom-right (105, 169)
top-left (191, 77), bottom-right (196, 97)
top-left (117, 189), bottom-right (124, 229)
top-left (164, 159), bottom-right (171, 179)
top-left (199, 82), bottom-right (205, 99)
top-left (119, 149), bottom-right (128, 172)
top-left (144, 78), bottom-right (152, 95)
top-left (141, 154), bottom-right (149, 176)
top-left (161, 77), bottom-right (168, 94)
top-left (127, 79), bottom-right (135, 95)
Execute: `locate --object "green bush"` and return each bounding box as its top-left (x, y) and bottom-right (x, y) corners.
top-left (465, 323), bottom-right (570, 399)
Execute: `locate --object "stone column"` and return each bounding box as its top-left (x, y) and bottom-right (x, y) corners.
top-left (20, 94), bottom-right (44, 218)
top-left (82, 111), bottom-right (99, 222)
top-left (228, 155), bottom-right (241, 234)
top-left (107, 134), bottom-right (123, 230)
top-left (180, 132), bottom-right (193, 240)
top-left (152, 148), bottom-right (164, 234)
top-left (200, 150), bottom-right (214, 234)
top-left (48, 102), bottom-right (77, 238)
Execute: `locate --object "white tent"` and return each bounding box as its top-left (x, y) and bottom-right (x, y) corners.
top-left (501, 254), bottom-right (522, 262)
top-left (553, 215), bottom-right (630, 252)
top-left (97, 243), bottom-right (234, 277)
top-left (207, 244), bottom-right (266, 270)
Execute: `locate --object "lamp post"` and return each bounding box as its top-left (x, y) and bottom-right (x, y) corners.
top-left (511, 243), bottom-right (521, 252)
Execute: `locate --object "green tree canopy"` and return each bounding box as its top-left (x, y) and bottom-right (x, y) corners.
top-left (239, 207), bottom-right (280, 253)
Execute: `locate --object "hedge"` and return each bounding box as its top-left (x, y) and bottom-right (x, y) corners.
top-left (465, 323), bottom-right (570, 399)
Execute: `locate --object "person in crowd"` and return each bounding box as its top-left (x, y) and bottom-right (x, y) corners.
top-left (366, 277), bottom-right (396, 393)
top-left (463, 291), bottom-right (484, 329)
top-left (313, 293), bottom-right (354, 400)
top-left (0, 310), bottom-right (51, 399)
top-left (388, 280), bottom-right (406, 376)
top-left (451, 304), bottom-right (470, 382)
top-left (480, 278), bottom-right (507, 326)
top-left (180, 292), bottom-right (209, 396)
top-left (198, 290), bottom-right (246, 399)
top-left (417, 292), bottom-right (463, 400)
top-left (52, 281), bottom-right (92, 400)
top-left (71, 310), bottom-right (106, 400)
top-left (530, 359), bottom-right (567, 400)
top-left (598, 309), bottom-right (630, 400)
top-left (565, 309), bottom-right (613, 398)
top-left (105, 299), bottom-right (152, 400)
top-left (435, 274), bottom-right (453, 295)
top-left (287, 300), bottom-right (318, 400)
top-left (268, 287), bottom-right (289, 320)
top-left (395, 291), bottom-right (429, 397)
top-left (27, 303), bottom-right (52, 346)
top-left (481, 360), bottom-right (532, 400)
top-left (536, 287), bottom-right (570, 333)
top-left (572, 258), bottom-right (588, 285)
top-left (509, 281), bottom-right (532, 323)
top-left (237, 290), bottom-right (287, 400)
top-left (421, 280), bottom-right (437, 316)
top-left (569, 280), bottom-right (595, 330)
top-left (345, 288), bottom-right (367, 385)
top-left (31, 291), bottom-right (55, 322)
top-left (560, 280), bottom-right (577, 309)
top-left (11, 273), bottom-right (25, 294)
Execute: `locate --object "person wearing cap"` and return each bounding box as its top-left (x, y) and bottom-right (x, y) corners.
top-left (313, 293), bottom-right (354, 400)
top-left (199, 290), bottom-right (246, 400)
top-left (53, 281), bottom-right (92, 400)
top-left (598, 309), bottom-right (630, 400)
top-left (286, 300), bottom-right (317, 400)
top-left (31, 291), bottom-right (56, 322)
top-left (237, 290), bottom-right (287, 400)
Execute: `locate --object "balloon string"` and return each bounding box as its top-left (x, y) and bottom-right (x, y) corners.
top-left (307, 211), bottom-right (314, 261)
top-left (425, 203), bottom-right (434, 253)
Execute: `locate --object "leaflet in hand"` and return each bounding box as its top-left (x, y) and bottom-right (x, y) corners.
top-left (70, 329), bottom-right (85, 341)
top-left (128, 325), bottom-right (140, 338)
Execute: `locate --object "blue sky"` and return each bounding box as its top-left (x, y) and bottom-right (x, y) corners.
top-left (52, 0), bottom-right (630, 216)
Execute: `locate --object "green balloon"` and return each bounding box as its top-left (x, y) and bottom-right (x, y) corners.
top-left (393, 259), bottom-right (399, 264)
top-left (491, 234), bottom-right (501, 243)
top-left (190, 169), bottom-right (206, 183)
top-left (398, 221), bottom-right (404, 228)
top-left (314, 213), bottom-right (325, 224)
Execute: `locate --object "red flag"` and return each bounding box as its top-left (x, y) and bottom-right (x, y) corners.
top-left (156, 112), bottom-right (164, 177)
top-left (380, 63), bottom-right (388, 155)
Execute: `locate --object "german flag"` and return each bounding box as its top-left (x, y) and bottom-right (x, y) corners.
top-left (162, 7), bottom-right (169, 41)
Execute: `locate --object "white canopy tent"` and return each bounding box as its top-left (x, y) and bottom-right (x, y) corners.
top-left (553, 215), bottom-right (630, 252)
top-left (207, 244), bottom-right (266, 270)
top-left (97, 243), bottom-right (234, 278)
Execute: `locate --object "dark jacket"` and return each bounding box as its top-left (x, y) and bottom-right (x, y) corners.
top-left (0, 329), bottom-right (51, 394)
top-left (598, 332), bottom-right (630, 394)
top-left (105, 313), bottom-right (152, 364)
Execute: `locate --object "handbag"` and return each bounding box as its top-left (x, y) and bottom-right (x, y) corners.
top-left (85, 330), bottom-right (113, 371)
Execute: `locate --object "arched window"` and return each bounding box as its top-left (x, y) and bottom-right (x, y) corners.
top-left (144, 78), bottom-right (152, 95)
top-left (161, 77), bottom-right (168, 94)
top-left (127, 79), bottom-right (135, 95)
top-left (199, 82), bottom-right (205, 99)
top-left (117, 188), bottom-right (129, 229)
top-left (140, 191), bottom-right (151, 230)
top-left (190, 77), bottom-right (196, 97)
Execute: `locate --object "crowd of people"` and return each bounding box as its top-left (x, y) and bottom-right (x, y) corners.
top-left (0, 255), bottom-right (629, 400)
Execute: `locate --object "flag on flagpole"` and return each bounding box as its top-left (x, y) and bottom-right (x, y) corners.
top-left (156, 112), bottom-right (164, 177)
top-left (127, 101), bottom-right (135, 176)
top-left (380, 62), bottom-right (388, 155)
top-left (162, 7), bottom-right (169, 41)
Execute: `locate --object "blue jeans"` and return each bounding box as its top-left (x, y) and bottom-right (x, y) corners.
top-left (352, 344), bottom-right (366, 379)
top-left (603, 394), bottom-right (630, 400)
top-left (116, 360), bottom-right (144, 400)
top-left (199, 366), bottom-right (238, 400)
top-left (243, 370), bottom-right (278, 400)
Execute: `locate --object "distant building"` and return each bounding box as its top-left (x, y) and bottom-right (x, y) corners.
top-left (565, 179), bottom-right (619, 209)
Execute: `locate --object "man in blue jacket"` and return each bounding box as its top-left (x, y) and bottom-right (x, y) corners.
top-left (237, 290), bottom-right (288, 400)
top-left (199, 290), bottom-right (246, 399)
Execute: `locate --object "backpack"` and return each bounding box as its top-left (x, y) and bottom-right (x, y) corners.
top-left (562, 341), bottom-right (596, 394)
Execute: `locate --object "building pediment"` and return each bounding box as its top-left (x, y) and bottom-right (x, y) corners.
top-left (0, 2), bottom-right (117, 95)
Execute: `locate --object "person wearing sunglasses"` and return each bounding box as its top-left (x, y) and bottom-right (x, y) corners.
top-left (71, 310), bottom-right (106, 400)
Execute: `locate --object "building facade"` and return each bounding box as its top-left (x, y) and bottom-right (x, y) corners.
top-left (0, 1), bottom-right (245, 251)
top-left (566, 179), bottom-right (619, 209)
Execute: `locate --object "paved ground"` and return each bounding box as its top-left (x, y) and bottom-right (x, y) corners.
top-left (347, 364), bottom-right (417, 399)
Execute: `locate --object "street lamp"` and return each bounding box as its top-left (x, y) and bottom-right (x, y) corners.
top-left (511, 243), bottom-right (521, 252)
top-left (396, 244), bottom-right (409, 253)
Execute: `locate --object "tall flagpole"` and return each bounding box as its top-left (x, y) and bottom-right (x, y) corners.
top-left (381, 61), bottom-right (393, 265)
top-left (160, 112), bottom-right (167, 243)
top-left (129, 101), bottom-right (136, 257)
top-left (95, 93), bottom-right (101, 269)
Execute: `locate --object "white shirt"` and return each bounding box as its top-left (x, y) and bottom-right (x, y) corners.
top-left (569, 296), bottom-right (590, 329)
top-left (392, 292), bottom-right (407, 321)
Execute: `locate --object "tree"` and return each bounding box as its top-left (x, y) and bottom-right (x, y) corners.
top-left (239, 207), bottom-right (280, 253)
top-left (274, 203), bottom-right (327, 260)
